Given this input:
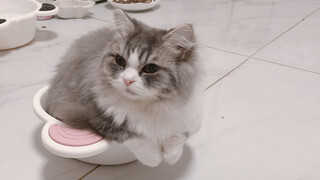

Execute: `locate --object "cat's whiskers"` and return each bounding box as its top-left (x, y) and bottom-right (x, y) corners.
top-left (96, 78), bottom-right (182, 121)
top-left (146, 88), bottom-right (177, 120)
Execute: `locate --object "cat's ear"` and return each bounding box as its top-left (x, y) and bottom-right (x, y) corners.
top-left (113, 9), bottom-right (134, 38)
top-left (163, 24), bottom-right (195, 60)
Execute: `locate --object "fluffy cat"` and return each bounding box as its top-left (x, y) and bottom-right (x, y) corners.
top-left (46, 9), bottom-right (202, 167)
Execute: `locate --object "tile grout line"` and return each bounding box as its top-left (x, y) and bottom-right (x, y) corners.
top-left (249, 6), bottom-right (320, 58)
top-left (201, 44), bottom-right (250, 58)
top-left (252, 57), bottom-right (320, 75)
top-left (88, 6), bottom-right (320, 88)
top-left (205, 6), bottom-right (320, 90)
top-left (205, 57), bottom-right (250, 90)
top-left (202, 44), bottom-right (320, 75)
top-left (78, 165), bottom-right (101, 180)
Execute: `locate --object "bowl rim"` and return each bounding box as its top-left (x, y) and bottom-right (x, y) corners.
top-left (108, 0), bottom-right (160, 11)
top-left (33, 85), bottom-right (111, 158)
top-left (0, 0), bottom-right (59, 22)
top-left (53, 0), bottom-right (95, 8)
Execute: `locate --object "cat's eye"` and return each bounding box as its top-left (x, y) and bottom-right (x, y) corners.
top-left (115, 55), bottom-right (126, 68)
top-left (142, 64), bottom-right (159, 74)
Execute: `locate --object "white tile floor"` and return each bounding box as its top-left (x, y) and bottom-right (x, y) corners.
top-left (1, 0), bottom-right (320, 179)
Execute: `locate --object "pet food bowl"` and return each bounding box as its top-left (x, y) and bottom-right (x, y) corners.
top-left (53, 0), bottom-right (95, 19)
top-left (0, 0), bottom-right (59, 50)
top-left (33, 85), bottom-right (136, 165)
top-left (109, 0), bottom-right (160, 11)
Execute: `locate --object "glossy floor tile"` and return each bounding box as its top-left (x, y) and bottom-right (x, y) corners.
top-left (1, 0), bottom-right (320, 179)
top-left (0, 84), bottom-right (98, 180)
top-left (254, 8), bottom-right (320, 73)
top-left (197, 46), bottom-right (248, 88)
top-left (85, 60), bottom-right (320, 180)
top-left (0, 18), bottom-right (107, 179)
top-left (90, 0), bottom-right (320, 55)
top-left (201, 60), bottom-right (320, 180)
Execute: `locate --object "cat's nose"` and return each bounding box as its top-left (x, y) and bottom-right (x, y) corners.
top-left (123, 79), bottom-right (135, 86)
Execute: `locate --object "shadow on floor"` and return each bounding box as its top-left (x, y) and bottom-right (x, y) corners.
top-left (133, 145), bottom-right (194, 180)
top-left (0, 50), bottom-right (10, 58)
top-left (33, 124), bottom-right (193, 180)
top-left (85, 144), bottom-right (194, 180)
top-left (33, 29), bottom-right (59, 42)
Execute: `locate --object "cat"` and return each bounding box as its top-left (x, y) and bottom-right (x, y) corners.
top-left (46, 9), bottom-right (203, 167)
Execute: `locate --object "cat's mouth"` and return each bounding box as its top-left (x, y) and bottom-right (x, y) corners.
top-left (122, 87), bottom-right (142, 98)
top-left (125, 88), bottom-right (136, 95)
top-left (122, 87), bottom-right (149, 100)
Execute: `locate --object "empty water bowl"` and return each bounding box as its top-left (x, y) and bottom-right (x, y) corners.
top-left (53, 0), bottom-right (95, 19)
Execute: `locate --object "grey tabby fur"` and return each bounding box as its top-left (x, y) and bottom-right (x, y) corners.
top-left (46, 9), bottom-right (200, 143)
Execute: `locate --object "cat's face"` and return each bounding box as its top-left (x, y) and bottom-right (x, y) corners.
top-left (104, 37), bottom-right (176, 101)
top-left (102, 10), bottom-right (196, 101)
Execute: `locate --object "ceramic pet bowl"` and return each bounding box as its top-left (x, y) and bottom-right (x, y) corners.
top-left (0, 0), bottom-right (58, 50)
top-left (53, 0), bottom-right (95, 19)
top-left (109, 0), bottom-right (160, 11)
top-left (33, 85), bottom-right (136, 165)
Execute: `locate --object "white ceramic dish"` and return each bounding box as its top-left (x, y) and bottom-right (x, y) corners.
top-left (109, 0), bottom-right (160, 11)
top-left (53, 0), bottom-right (95, 19)
top-left (0, 0), bottom-right (58, 50)
top-left (33, 85), bottom-right (136, 165)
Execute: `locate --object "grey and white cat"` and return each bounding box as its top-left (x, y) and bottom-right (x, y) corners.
top-left (46, 9), bottom-right (202, 167)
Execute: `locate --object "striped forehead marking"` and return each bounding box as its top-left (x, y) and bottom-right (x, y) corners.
top-left (126, 44), bottom-right (151, 64)
top-left (127, 48), bottom-right (139, 68)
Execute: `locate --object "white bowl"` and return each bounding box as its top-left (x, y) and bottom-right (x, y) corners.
top-left (33, 85), bottom-right (136, 165)
top-left (0, 0), bottom-right (58, 50)
top-left (53, 0), bottom-right (95, 19)
top-left (109, 0), bottom-right (160, 11)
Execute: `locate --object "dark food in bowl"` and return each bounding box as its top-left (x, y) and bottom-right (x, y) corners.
top-left (112, 0), bottom-right (155, 4)
top-left (39, 3), bottom-right (56, 11)
top-left (0, 19), bottom-right (6, 24)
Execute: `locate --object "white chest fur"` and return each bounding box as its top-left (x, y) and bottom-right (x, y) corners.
top-left (96, 89), bottom-right (202, 143)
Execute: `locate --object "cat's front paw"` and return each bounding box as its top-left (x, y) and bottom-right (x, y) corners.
top-left (162, 135), bottom-right (187, 165)
top-left (124, 138), bottom-right (163, 167)
top-left (135, 152), bottom-right (162, 167)
top-left (163, 145), bottom-right (183, 165)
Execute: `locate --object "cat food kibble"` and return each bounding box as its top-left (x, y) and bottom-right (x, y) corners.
top-left (39, 3), bottom-right (55, 11)
top-left (0, 19), bottom-right (6, 24)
